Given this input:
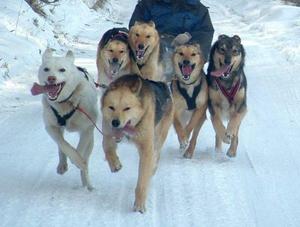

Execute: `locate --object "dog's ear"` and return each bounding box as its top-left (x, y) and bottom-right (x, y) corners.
top-left (66, 50), bottom-right (75, 63)
top-left (194, 43), bottom-right (201, 51)
top-left (218, 34), bottom-right (227, 41)
top-left (42, 48), bottom-right (53, 62)
top-left (232, 35), bottom-right (241, 44)
top-left (148, 20), bottom-right (156, 28)
top-left (134, 21), bottom-right (143, 26)
top-left (130, 76), bottom-right (143, 94)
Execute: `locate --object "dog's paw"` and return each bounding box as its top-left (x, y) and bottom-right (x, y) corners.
top-left (226, 149), bottom-right (237, 158)
top-left (179, 140), bottom-right (189, 152)
top-left (109, 161), bottom-right (122, 173)
top-left (57, 162), bottom-right (68, 175)
top-left (87, 185), bottom-right (94, 191)
top-left (133, 201), bottom-right (146, 214)
top-left (223, 131), bottom-right (233, 144)
top-left (183, 149), bottom-right (193, 159)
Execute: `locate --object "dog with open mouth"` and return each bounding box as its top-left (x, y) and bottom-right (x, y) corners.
top-left (128, 21), bottom-right (164, 81)
top-left (171, 43), bottom-right (208, 158)
top-left (31, 49), bottom-right (98, 190)
top-left (96, 27), bottom-right (133, 86)
top-left (207, 34), bottom-right (247, 157)
top-left (101, 74), bottom-right (174, 213)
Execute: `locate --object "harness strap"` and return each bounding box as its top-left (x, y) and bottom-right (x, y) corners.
top-left (50, 106), bottom-right (77, 126)
top-left (137, 63), bottom-right (145, 70)
top-left (215, 78), bottom-right (241, 104)
top-left (176, 79), bottom-right (202, 110)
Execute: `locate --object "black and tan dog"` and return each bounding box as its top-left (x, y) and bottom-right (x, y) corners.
top-left (129, 21), bottom-right (164, 81)
top-left (207, 34), bottom-right (247, 157)
top-left (101, 74), bottom-right (174, 213)
top-left (171, 43), bottom-right (208, 158)
top-left (96, 27), bottom-right (133, 86)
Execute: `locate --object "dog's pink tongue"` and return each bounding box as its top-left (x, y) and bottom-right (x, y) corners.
top-left (31, 82), bottom-right (46, 96)
top-left (123, 124), bottom-right (136, 135)
top-left (182, 65), bottom-right (193, 76)
top-left (211, 64), bottom-right (231, 77)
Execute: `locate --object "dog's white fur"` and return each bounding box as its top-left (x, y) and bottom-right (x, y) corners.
top-left (38, 49), bottom-right (98, 190)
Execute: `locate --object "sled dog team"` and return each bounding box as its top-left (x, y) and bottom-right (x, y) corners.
top-left (32, 21), bottom-right (247, 213)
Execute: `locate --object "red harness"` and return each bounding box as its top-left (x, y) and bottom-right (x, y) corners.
top-left (215, 78), bottom-right (241, 104)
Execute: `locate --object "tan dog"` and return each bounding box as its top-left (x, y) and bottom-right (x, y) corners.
top-left (128, 21), bottom-right (163, 81)
top-left (101, 74), bottom-right (174, 213)
top-left (96, 28), bottom-right (132, 86)
top-left (207, 34), bottom-right (247, 157)
top-left (171, 43), bottom-right (208, 158)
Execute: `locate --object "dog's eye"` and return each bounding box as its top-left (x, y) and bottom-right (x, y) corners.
top-left (135, 33), bottom-right (139, 37)
top-left (59, 68), bottom-right (66, 72)
top-left (120, 50), bottom-right (124, 54)
top-left (232, 49), bottom-right (239, 55)
top-left (179, 52), bottom-right (184, 56)
top-left (191, 53), bottom-right (196, 57)
top-left (146, 35), bottom-right (151, 39)
top-left (123, 107), bottom-right (130, 111)
top-left (44, 67), bottom-right (50, 72)
top-left (220, 47), bottom-right (226, 53)
top-left (109, 106), bottom-right (115, 111)
top-left (109, 49), bottom-right (113, 53)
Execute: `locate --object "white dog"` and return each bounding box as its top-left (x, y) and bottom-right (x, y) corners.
top-left (31, 49), bottom-right (98, 190)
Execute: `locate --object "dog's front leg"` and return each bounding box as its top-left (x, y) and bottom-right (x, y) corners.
top-left (184, 107), bottom-right (207, 158)
top-left (134, 142), bottom-right (155, 213)
top-left (102, 135), bottom-right (122, 172)
top-left (210, 111), bottom-right (227, 150)
top-left (226, 110), bottom-right (246, 157)
top-left (57, 149), bottom-right (68, 174)
top-left (46, 125), bottom-right (87, 171)
top-left (77, 126), bottom-right (94, 190)
top-left (173, 113), bottom-right (189, 151)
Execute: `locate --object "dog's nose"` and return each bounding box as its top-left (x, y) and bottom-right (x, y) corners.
top-left (47, 76), bottom-right (57, 84)
top-left (138, 44), bottom-right (144, 50)
top-left (224, 57), bottom-right (231, 65)
top-left (183, 60), bottom-right (190, 65)
top-left (112, 57), bottom-right (118, 63)
top-left (112, 119), bottom-right (120, 128)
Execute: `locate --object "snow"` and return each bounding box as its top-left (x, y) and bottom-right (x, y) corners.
top-left (1, 0), bottom-right (300, 226)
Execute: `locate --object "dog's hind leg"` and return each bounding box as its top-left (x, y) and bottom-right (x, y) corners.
top-left (183, 108), bottom-right (206, 159)
top-left (102, 135), bottom-right (122, 172)
top-left (46, 125), bottom-right (87, 171)
top-left (57, 149), bottom-right (68, 175)
top-left (77, 126), bottom-right (94, 190)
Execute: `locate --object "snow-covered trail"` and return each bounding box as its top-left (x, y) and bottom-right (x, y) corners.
top-left (1, 1), bottom-right (300, 227)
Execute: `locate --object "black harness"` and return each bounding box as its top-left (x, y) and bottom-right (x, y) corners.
top-left (50, 67), bottom-right (89, 126)
top-left (146, 80), bottom-right (171, 125)
top-left (50, 106), bottom-right (77, 126)
top-left (173, 79), bottom-right (202, 111)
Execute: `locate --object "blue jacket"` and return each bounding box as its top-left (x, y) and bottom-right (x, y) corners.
top-left (129, 0), bottom-right (214, 61)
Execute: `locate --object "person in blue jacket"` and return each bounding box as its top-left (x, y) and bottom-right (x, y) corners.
top-left (129, 0), bottom-right (214, 62)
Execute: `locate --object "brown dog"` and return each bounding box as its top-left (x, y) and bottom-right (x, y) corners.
top-left (101, 74), bottom-right (174, 213)
top-left (96, 28), bottom-right (132, 86)
top-left (207, 34), bottom-right (247, 157)
top-left (171, 43), bottom-right (208, 158)
top-left (128, 21), bottom-right (164, 81)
